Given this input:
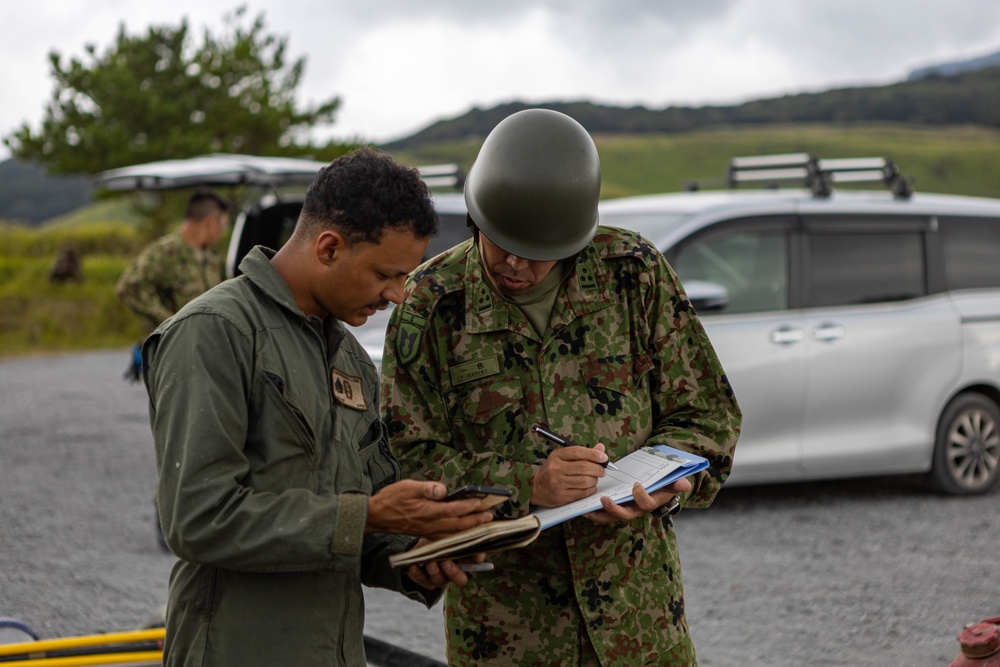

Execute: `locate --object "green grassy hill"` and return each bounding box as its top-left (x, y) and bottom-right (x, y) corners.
top-left (1, 200), bottom-right (151, 358)
top-left (3, 123), bottom-right (1000, 358)
top-left (394, 123), bottom-right (1000, 200)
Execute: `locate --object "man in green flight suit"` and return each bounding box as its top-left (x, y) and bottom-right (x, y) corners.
top-left (381, 110), bottom-right (742, 666)
top-left (143, 147), bottom-right (493, 667)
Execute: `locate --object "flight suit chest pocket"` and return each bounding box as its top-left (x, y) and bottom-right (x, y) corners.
top-left (446, 379), bottom-right (525, 452)
top-left (250, 371), bottom-right (320, 490)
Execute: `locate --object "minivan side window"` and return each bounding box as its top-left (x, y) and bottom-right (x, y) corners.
top-left (805, 231), bottom-right (925, 307)
top-left (940, 216), bottom-right (1000, 291)
top-left (673, 229), bottom-right (788, 315)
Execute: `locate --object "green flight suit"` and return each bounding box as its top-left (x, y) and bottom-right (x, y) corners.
top-left (143, 247), bottom-right (435, 667)
top-left (381, 227), bottom-right (742, 666)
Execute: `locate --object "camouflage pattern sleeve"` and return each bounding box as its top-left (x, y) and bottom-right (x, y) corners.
top-left (116, 233), bottom-right (224, 330)
top-left (117, 240), bottom-right (175, 328)
top-left (642, 248), bottom-right (742, 508)
top-left (380, 294), bottom-right (539, 518)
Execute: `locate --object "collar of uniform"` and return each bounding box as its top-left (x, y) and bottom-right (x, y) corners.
top-left (460, 241), bottom-right (614, 338)
top-left (240, 246), bottom-right (348, 352)
top-left (461, 242), bottom-right (512, 336)
top-left (552, 243), bottom-right (613, 328)
top-left (238, 247), bottom-right (304, 315)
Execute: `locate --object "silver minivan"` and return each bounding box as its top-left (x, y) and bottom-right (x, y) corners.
top-left (598, 155), bottom-right (1000, 495)
top-left (104, 153), bottom-right (1000, 495)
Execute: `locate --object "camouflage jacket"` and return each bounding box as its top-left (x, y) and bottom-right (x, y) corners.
top-left (116, 231), bottom-right (225, 330)
top-left (143, 247), bottom-right (432, 667)
top-left (381, 227), bottom-right (742, 666)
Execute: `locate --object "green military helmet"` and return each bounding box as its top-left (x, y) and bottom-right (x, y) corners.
top-left (464, 108), bottom-right (601, 261)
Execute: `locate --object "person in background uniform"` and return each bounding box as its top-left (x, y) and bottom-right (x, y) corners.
top-left (116, 190), bottom-right (230, 381)
top-left (142, 147), bottom-right (493, 667)
top-left (381, 110), bottom-right (742, 666)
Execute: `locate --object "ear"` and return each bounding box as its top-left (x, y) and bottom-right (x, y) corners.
top-left (315, 230), bottom-right (346, 266)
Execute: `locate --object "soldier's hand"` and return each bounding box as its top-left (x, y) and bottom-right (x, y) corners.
top-left (530, 443), bottom-right (608, 508)
top-left (366, 479), bottom-right (493, 539)
top-left (585, 478), bottom-right (693, 524)
top-left (405, 550), bottom-right (487, 590)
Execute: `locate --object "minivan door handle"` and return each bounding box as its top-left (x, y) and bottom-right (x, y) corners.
top-left (813, 323), bottom-right (846, 342)
top-left (770, 326), bottom-right (806, 345)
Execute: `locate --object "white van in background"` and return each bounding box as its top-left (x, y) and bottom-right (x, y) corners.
top-left (102, 153), bottom-right (1000, 496)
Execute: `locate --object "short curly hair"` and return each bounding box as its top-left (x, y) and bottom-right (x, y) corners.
top-left (298, 146), bottom-right (438, 245)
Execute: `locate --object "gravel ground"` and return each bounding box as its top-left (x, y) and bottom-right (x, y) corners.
top-left (2, 349), bottom-right (998, 666)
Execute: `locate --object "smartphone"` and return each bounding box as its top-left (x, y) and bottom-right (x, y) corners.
top-left (444, 484), bottom-right (513, 509)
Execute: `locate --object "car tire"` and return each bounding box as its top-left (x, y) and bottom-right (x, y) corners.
top-left (928, 393), bottom-right (1000, 495)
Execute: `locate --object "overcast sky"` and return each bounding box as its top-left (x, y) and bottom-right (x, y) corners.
top-left (3, 0), bottom-right (1000, 161)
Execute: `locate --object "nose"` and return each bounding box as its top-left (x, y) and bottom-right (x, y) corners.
top-left (384, 276), bottom-right (407, 305)
top-left (504, 252), bottom-right (529, 271)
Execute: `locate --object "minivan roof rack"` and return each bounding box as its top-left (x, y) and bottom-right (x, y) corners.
top-left (417, 163), bottom-right (465, 190)
top-left (723, 153), bottom-right (913, 199)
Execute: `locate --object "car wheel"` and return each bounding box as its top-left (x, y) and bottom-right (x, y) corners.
top-left (928, 393), bottom-right (1000, 495)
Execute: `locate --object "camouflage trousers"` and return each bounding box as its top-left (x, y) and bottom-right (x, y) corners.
top-left (573, 626), bottom-right (696, 667)
top-left (442, 573), bottom-right (698, 667)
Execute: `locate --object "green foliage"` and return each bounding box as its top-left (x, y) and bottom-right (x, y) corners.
top-left (4, 6), bottom-right (341, 175)
top-left (44, 196), bottom-right (146, 228)
top-left (1, 219), bottom-right (144, 258)
top-left (0, 219), bottom-right (148, 357)
top-left (0, 254), bottom-right (146, 357)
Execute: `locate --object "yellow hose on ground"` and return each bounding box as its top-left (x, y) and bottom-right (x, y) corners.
top-left (0, 650), bottom-right (161, 666)
top-left (0, 627), bottom-right (165, 665)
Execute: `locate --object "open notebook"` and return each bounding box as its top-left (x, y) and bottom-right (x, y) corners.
top-left (389, 444), bottom-right (708, 568)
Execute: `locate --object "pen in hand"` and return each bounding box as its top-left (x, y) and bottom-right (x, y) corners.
top-left (531, 424), bottom-right (621, 471)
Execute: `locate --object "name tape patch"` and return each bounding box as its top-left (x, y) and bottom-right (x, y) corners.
top-left (449, 356), bottom-right (501, 386)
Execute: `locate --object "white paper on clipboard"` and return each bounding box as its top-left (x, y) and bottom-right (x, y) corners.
top-left (531, 445), bottom-right (708, 529)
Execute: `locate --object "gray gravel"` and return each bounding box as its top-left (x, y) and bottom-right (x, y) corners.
top-left (2, 349), bottom-right (997, 666)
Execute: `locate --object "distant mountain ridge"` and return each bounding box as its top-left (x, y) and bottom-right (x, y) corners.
top-left (908, 49), bottom-right (1000, 80)
top-left (0, 160), bottom-right (92, 225)
top-left (387, 62), bottom-right (1000, 150)
top-left (5, 50), bottom-right (1000, 225)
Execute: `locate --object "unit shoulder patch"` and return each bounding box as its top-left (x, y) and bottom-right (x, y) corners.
top-left (395, 309), bottom-right (428, 366)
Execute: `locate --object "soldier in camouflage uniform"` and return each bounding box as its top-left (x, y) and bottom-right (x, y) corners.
top-left (116, 190), bottom-right (230, 333)
top-left (381, 110), bottom-right (742, 666)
